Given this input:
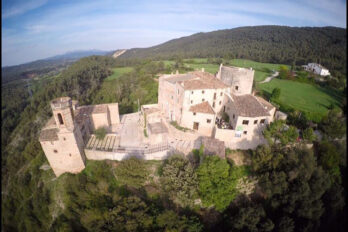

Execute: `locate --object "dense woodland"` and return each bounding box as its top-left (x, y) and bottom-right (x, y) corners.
top-left (120, 26), bottom-right (346, 77)
top-left (1, 25), bottom-right (347, 232)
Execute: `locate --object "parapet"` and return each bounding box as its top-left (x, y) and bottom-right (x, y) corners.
top-left (50, 97), bottom-right (72, 110)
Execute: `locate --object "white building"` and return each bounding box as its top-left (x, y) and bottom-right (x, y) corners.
top-left (303, 63), bottom-right (330, 76)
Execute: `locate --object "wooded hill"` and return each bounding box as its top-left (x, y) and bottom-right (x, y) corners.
top-left (119, 26), bottom-right (346, 76)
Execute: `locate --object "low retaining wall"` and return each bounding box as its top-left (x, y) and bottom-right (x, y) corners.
top-left (84, 148), bottom-right (171, 161)
top-left (214, 126), bottom-right (267, 150)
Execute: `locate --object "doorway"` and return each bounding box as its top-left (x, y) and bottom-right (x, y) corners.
top-left (193, 122), bottom-right (199, 130)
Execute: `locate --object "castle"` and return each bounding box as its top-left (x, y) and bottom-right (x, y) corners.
top-left (39, 64), bottom-right (285, 177)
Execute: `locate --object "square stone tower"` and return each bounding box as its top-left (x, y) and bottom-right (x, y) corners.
top-left (39, 97), bottom-right (86, 177)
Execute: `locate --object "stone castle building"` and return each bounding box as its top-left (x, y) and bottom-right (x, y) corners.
top-left (39, 97), bottom-right (120, 176)
top-left (39, 64), bottom-right (282, 177)
top-left (158, 65), bottom-right (276, 139)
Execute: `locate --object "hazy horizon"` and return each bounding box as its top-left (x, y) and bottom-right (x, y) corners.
top-left (2, 0), bottom-right (346, 67)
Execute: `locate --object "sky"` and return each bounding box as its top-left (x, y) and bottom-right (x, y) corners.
top-left (2, 0), bottom-right (347, 67)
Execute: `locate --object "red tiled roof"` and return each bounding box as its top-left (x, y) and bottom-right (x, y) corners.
top-left (189, 101), bottom-right (215, 115)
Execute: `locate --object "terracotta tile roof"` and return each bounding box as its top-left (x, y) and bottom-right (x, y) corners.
top-left (201, 137), bottom-right (225, 159)
top-left (163, 71), bottom-right (228, 90)
top-left (39, 128), bottom-right (59, 141)
top-left (181, 71), bottom-right (228, 90)
top-left (255, 96), bottom-right (275, 112)
top-left (189, 101), bottom-right (215, 115)
top-left (231, 94), bottom-right (270, 117)
top-left (165, 74), bottom-right (196, 84)
top-left (148, 122), bottom-right (168, 134)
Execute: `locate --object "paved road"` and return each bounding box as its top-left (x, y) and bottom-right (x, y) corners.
top-left (259, 71), bottom-right (279, 84)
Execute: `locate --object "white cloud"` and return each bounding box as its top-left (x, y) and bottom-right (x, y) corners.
top-left (2, 0), bottom-right (48, 19)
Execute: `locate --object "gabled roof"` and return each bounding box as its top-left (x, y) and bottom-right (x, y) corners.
top-left (255, 96), bottom-right (275, 112)
top-left (189, 101), bottom-right (215, 115)
top-left (231, 94), bottom-right (270, 117)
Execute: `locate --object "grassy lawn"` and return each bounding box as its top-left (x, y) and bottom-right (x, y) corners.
top-left (105, 67), bottom-right (133, 81)
top-left (230, 59), bottom-right (290, 82)
top-left (257, 79), bottom-right (342, 116)
top-left (185, 63), bottom-right (220, 74)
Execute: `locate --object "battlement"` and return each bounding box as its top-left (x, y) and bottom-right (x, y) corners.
top-left (51, 97), bottom-right (72, 110)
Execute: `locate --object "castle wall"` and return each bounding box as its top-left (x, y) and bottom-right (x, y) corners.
top-left (85, 149), bottom-right (170, 161)
top-left (217, 65), bottom-right (254, 95)
top-left (40, 129), bottom-right (86, 177)
top-left (91, 112), bottom-right (110, 131)
top-left (107, 103), bottom-right (120, 124)
top-left (181, 110), bottom-right (215, 136)
top-left (182, 88), bottom-right (228, 114)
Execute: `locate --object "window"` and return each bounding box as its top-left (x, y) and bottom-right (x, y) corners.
top-left (191, 91), bottom-right (194, 94)
top-left (243, 131), bottom-right (247, 135)
top-left (220, 92), bottom-right (223, 96)
top-left (202, 90), bottom-right (205, 94)
top-left (219, 101), bottom-right (222, 105)
top-left (69, 153), bottom-right (72, 157)
top-left (63, 137), bottom-right (66, 141)
top-left (57, 113), bottom-right (64, 125)
top-left (233, 114), bottom-right (235, 119)
top-left (53, 149), bottom-right (58, 153)
top-left (171, 96), bottom-right (173, 99)
top-left (260, 119), bottom-right (266, 124)
top-left (235, 86), bottom-right (239, 90)
top-left (193, 112), bottom-right (196, 116)
top-left (254, 120), bottom-right (258, 124)
top-left (202, 98), bottom-right (205, 102)
top-left (214, 93), bottom-right (217, 100)
top-left (207, 119), bottom-right (211, 123)
top-left (191, 100), bottom-right (193, 104)
top-left (242, 120), bottom-right (249, 125)
top-left (213, 102), bottom-right (215, 108)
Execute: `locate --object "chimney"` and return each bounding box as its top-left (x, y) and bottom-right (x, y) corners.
top-left (176, 70), bottom-right (179, 75)
top-left (201, 68), bottom-right (205, 72)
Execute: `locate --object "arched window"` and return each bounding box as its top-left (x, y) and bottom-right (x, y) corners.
top-left (57, 113), bottom-right (64, 125)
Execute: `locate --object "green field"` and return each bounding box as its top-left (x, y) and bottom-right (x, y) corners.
top-left (257, 79), bottom-right (342, 116)
top-left (161, 58), bottom-right (289, 82)
top-left (105, 67), bottom-right (133, 81)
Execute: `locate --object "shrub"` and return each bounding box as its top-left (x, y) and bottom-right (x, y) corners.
top-left (95, 127), bottom-right (107, 140)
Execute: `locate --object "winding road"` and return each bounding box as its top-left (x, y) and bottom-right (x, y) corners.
top-left (259, 71), bottom-right (279, 83)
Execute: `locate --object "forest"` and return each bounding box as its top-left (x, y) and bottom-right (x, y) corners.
top-left (120, 26), bottom-right (347, 78)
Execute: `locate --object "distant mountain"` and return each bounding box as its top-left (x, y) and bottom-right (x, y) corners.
top-left (119, 25), bottom-right (346, 75)
top-left (2, 50), bottom-right (110, 84)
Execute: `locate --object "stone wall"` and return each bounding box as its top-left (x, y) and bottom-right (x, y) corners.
top-left (85, 149), bottom-right (171, 161)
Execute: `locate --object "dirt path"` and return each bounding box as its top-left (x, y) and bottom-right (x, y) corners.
top-left (112, 49), bottom-right (127, 58)
top-left (259, 71), bottom-right (279, 83)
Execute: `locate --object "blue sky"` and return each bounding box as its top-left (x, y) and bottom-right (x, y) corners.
top-left (2, 0), bottom-right (346, 67)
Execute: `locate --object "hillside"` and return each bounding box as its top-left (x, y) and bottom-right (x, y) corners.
top-left (1, 50), bottom-right (110, 84)
top-left (119, 26), bottom-right (346, 76)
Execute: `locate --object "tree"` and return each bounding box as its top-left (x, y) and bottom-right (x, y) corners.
top-left (319, 109), bottom-right (346, 140)
top-left (95, 127), bottom-right (107, 140)
top-left (278, 65), bottom-right (290, 79)
top-left (263, 120), bottom-right (299, 147)
top-left (302, 128), bottom-right (316, 143)
top-left (156, 210), bottom-right (203, 232)
top-left (196, 156), bottom-right (246, 211)
top-left (159, 155), bottom-right (198, 207)
top-left (317, 141), bottom-right (341, 183)
top-left (270, 87), bottom-right (281, 102)
top-left (114, 157), bottom-right (149, 188)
